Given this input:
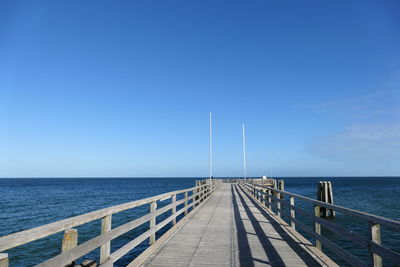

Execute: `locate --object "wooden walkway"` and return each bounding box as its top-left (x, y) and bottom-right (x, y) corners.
top-left (142, 183), bottom-right (336, 267)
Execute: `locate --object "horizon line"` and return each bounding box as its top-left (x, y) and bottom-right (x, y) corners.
top-left (0, 176), bottom-right (399, 179)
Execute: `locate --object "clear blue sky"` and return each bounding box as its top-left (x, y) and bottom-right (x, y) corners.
top-left (1, 1), bottom-right (399, 177)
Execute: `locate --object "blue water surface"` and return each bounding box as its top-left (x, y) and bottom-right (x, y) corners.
top-left (0, 177), bottom-right (399, 266)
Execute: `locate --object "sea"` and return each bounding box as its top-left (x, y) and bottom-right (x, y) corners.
top-left (0, 177), bottom-right (399, 266)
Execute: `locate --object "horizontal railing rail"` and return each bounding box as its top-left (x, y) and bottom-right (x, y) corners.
top-left (0, 179), bottom-right (222, 267)
top-left (238, 180), bottom-right (400, 267)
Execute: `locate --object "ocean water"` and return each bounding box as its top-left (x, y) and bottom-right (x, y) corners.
top-left (0, 177), bottom-right (399, 266)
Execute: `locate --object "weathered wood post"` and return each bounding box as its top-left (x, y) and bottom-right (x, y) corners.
top-left (62, 229), bottom-right (78, 251)
top-left (184, 192), bottom-right (188, 216)
top-left (149, 200), bottom-right (157, 245)
top-left (369, 223), bottom-right (382, 267)
top-left (194, 180), bottom-right (199, 207)
top-left (62, 229), bottom-right (78, 266)
top-left (290, 196), bottom-right (295, 230)
top-left (278, 180), bottom-right (284, 199)
top-left (276, 191), bottom-right (281, 218)
top-left (268, 189), bottom-right (272, 210)
top-left (314, 204), bottom-right (321, 249)
top-left (322, 181), bottom-right (328, 217)
top-left (81, 260), bottom-right (97, 267)
top-left (172, 194), bottom-right (177, 226)
top-left (272, 179), bottom-right (277, 205)
top-left (317, 181), bottom-right (324, 217)
top-left (317, 181), bottom-right (335, 218)
top-left (0, 254), bottom-right (8, 267)
top-left (100, 215), bottom-right (112, 264)
top-left (327, 181), bottom-right (335, 218)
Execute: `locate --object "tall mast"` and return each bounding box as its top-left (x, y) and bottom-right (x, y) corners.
top-left (209, 112), bottom-right (212, 186)
top-left (242, 124), bottom-right (247, 180)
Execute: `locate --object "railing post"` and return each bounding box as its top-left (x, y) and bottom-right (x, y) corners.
top-left (62, 229), bottom-right (78, 266)
top-left (194, 181), bottom-right (199, 207)
top-left (314, 205), bottom-right (321, 249)
top-left (200, 182), bottom-right (203, 203)
top-left (290, 196), bottom-right (295, 230)
top-left (149, 200), bottom-right (157, 245)
top-left (100, 214), bottom-right (112, 264)
top-left (172, 194), bottom-right (177, 226)
top-left (263, 188), bottom-right (267, 206)
top-left (268, 189), bottom-right (272, 210)
top-left (276, 192), bottom-right (281, 217)
top-left (62, 229), bottom-right (78, 251)
top-left (369, 223), bottom-right (382, 267)
top-left (184, 192), bottom-right (188, 216)
top-left (0, 254), bottom-right (8, 267)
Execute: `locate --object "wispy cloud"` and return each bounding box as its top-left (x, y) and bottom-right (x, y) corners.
top-left (302, 74), bottom-right (400, 173)
top-left (308, 123), bottom-right (400, 160)
top-left (297, 89), bottom-right (400, 120)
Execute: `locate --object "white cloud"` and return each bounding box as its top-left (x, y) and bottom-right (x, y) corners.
top-left (308, 123), bottom-right (400, 165)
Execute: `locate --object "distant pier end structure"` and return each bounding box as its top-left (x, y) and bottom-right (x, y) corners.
top-left (0, 178), bottom-right (399, 267)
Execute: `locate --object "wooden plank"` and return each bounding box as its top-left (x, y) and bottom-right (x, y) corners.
top-left (293, 218), bottom-right (367, 267)
top-left (36, 200), bottom-right (183, 267)
top-left (0, 186), bottom-right (198, 252)
top-left (370, 241), bottom-right (400, 266)
top-left (242, 181), bottom-right (400, 231)
top-left (37, 213), bottom-right (153, 267)
top-left (291, 204), bottom-right (369, 248)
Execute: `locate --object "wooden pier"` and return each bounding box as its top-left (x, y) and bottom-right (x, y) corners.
top-left (0, 179), bottom-right (399, 267)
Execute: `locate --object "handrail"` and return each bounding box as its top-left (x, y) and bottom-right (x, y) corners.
top-left (245, 181), bottom-right (400, 230)
top-left (0, 179), bottom-right (222, 266)
top-left (238, 180), bottom-right (400, 267)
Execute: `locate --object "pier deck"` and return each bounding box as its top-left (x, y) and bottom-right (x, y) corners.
top-left (142, 183), bottom-right (335, 267)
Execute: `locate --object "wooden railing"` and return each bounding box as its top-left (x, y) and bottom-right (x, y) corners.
top-left (238, 180), bottom-right (400, 267)
top-left (0, 179), bottom-right (221, 267)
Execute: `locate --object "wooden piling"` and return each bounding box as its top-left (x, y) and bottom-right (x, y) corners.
top-left (327, 181), bottom-right (335, 218)
top-left (317, 181), bottom-right (335, 218)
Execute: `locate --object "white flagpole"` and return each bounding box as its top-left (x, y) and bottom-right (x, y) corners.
top-left (242, 124), bottom-right (247, 180)
top-left (209, 112), bottom-right (212, 189)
